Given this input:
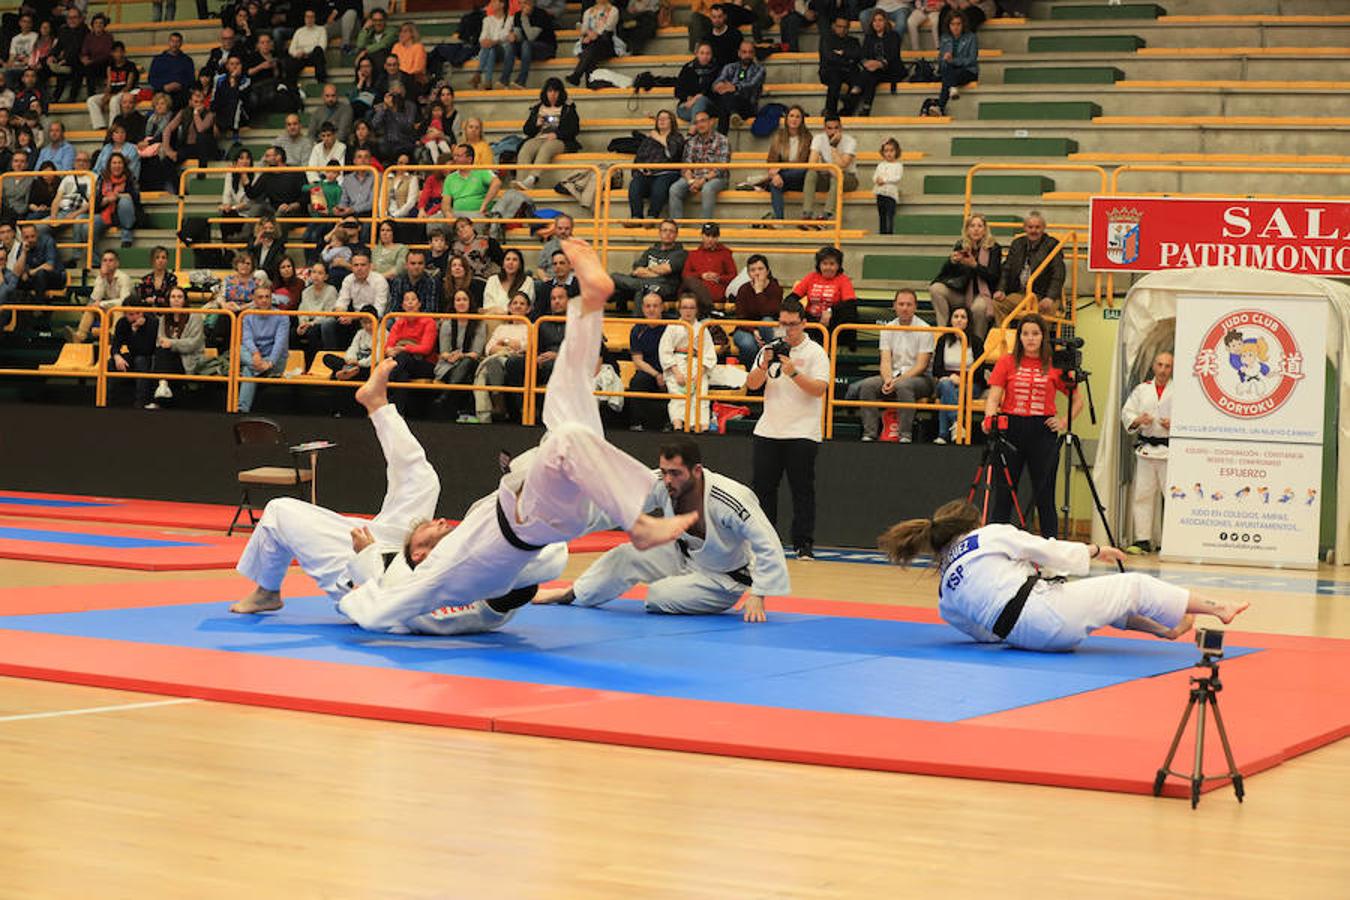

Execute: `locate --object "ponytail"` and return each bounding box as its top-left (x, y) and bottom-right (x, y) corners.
top-left (878, 499), bottom-right (982, 567)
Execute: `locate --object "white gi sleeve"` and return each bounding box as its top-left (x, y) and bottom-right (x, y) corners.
top-left (1121, 382), bottom-right (1148, 433)
top-left (988, 525), bottom-right (1091, 578)
top-left (338, 542), bottom-right (456, 633)
top-left (345, 544), bottom-right (387, 587)
top-left (727, 500), bottom-right (791, 598)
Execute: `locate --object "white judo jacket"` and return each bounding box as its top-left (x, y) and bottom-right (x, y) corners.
top-left (1121, 379), bottom-right (1172, 460)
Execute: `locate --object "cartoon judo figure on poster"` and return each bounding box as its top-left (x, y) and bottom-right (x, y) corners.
top-left (1191, 309), bottom-right (1306, 413)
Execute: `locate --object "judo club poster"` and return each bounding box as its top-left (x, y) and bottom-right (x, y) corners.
top-left (1161, 295), bottom-right (1328, 567)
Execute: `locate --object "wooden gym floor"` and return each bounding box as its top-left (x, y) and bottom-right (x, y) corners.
top-left (0, 549), bottom-right (1347, 899)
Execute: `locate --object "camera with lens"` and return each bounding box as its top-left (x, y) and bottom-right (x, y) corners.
top-left (764, 338), bottom-right (793, 377)
top-left (1050, 335), bottom-right (1085, 378)
top-left (1195, 627), bottom-right (1225, 659)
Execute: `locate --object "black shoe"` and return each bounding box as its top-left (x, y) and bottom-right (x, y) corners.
top-left (795, 543), bottom-right (815, 561)
top-left (1125, 540), bottom-right (1153, 555)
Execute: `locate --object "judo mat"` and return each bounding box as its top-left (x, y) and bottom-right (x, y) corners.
top-left (0, 516), bottom-right (249, 570)
top-left (0, 578), bottom-right (1346, 797)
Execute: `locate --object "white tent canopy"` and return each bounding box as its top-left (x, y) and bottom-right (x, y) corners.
top-left (1091, 267), bottom-right (1350, 565)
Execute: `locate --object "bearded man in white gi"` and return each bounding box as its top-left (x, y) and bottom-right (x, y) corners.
top-left (534, 437), bottom-right (788, 622)
top-left (330, 239), bottom-right (697, 635)
top-left (1121, 350), bottom-right (1172, 555)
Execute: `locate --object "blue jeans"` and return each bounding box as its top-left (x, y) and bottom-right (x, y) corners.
top-left (668, 176), bottom-right (727, 221)
top-left (93, 195), bottom-right (136, 245)
top-left (478, 45), bottom-right (506, 84)
top-left (769, 169), bottom-right (807, 220)
top-left (237, 358), bottom-right (281, 412)
top-left (937, 377), bottom-right (960, 439)
top-left (503, 38), bottom-right (553, 84)
top-left (628, 170), bottom-right (679, 219)
top-left (732, 321), bottom-right (775, 361)
top-left (676, 96), bottom-right (715, 122)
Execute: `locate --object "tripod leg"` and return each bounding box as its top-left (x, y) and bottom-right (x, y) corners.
top-left (1154, 693), bottom-right (1198, 797)
top-left (1190, 693), bottom-right (1210, 808)
top-left (1208, 695), bottom-right (1245, 802)
top-left (1066, 433), bottom-right (1125, 572)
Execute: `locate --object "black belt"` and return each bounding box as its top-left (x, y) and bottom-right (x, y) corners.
top-left (1137, 435), bottom-right (1169, 447)
top-left (677, 539), bottom-right (754, 587)
top-left (992, 574), bottom-right (1041, 640)
top-left (496, 499), bottom-right (546, 552)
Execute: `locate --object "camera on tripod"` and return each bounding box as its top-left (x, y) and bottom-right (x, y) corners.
top-left (1050, 335), bottom-right (1085, 379)
top-left (1195, 627), bottom-right (1225, 660)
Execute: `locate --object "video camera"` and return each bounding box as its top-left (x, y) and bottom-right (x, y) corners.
top-left (1195, 627), bottom-right (1225, 660)
top-left (1050, 335), bottom-right (1085, 379)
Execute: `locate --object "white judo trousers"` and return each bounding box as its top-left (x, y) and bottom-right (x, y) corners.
top-left (1121, 379), bottom-right (1172, 543)
top-left (235, 403), bottom-right (438, 602)
top-left (1006, 573), bottom-right (1190, 652)
top-left (1131, 457), bottom-right (1167, 542)
top-left (337, 292), bottom-right (657, 634)
top-left (573, 541), bottom-right (746, 614)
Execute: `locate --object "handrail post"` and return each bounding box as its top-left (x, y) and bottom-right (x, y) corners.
top-left (95, 307), bottom-right (108, 407)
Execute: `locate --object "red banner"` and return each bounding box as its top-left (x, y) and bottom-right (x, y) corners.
top-left (1088, 195), bottom-right (1350, 276)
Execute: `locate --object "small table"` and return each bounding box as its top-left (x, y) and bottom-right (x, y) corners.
top-left (289, 440), bottom-right (339, 505)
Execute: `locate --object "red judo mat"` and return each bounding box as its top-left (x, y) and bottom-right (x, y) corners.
top-left (0, 576), bottom-right (1345, 798)
top-left (0, 516), bottom-right (249, 570)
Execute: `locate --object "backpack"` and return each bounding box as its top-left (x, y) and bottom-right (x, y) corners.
top-left (750, 103), bottom-right (789, 138)
top-left (909, 59), bottom-right (937, 83)
top-left (607, 135), bottom-right (642, 155)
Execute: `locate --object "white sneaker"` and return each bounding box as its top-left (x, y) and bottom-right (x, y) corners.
top-left (143, 403), bottom-right (159, 410)
top-left (950, 87), bottom-right (960, 100)
top-left (861, 435), bottom-right (875, 442)
top-left (933, 436), bottom-right (947, 445)
top-left (154, 379), bottom-right (172, 400)
top-left (898, 435), bottom-right (913, 444)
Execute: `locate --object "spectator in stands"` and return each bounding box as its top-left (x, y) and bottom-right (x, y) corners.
top-left (346, 119), bottom-right (383, 167)
top-left (417, 102), bottom-right (454, 165)
top-left (618, 0), bottom-right (659, 56)
top-left (514, 78), bottom-right (580, 191)
top-left (295, 260), bottom-right (337, 367)
top-left (109, 90), bottom-right (147, 146)
top-left (675, 43), bottom-right (719, 126)
top-left (210, 55), bottom-right (251, 143)
top-left (461, 116), bottom-right (493, 167)
top-left (705, 5), bottom-right (742, 70)
top-left (78, 13), bottom-right (114, 103)
top-left (137, 245), bottom-right (178, 307)
top-left (167, 88), bottom-right (217, 172)
top-left (442, 251), bottom-right (486, 310)
top-left (309, 83), bottom-right (354, 144)
top-left (533, 249), bottom-right (579, 317)
top-left (982, 312), bottom-right (1080, 538)
top-left (371, 219), bottom-right (408, 281)
top-left (474, 290), bottom-right (532, 421)
top-left (857, 10), bottom-right (904, 117)
top-left (152, 0), bottom-right (179, 23)
top-left (200, 26), bottom-right (238, 86)
top-left (237, 285), bottom-right (290, 413)
top-left (872, 136), bottom-right (903, 234)
top-left (801, 114), bottom-right (858, 227)
top-left (762, 104), bottom-right (812, 223)
top-left (0, 247), bottom-right (14, 329)
top-left (995, 209), bottom-right (1063, 321)
top-left (612, 217), bottom-right (686, 311)
top-left (107, 307), bottom-right (157, 408)
top-left (441, 144), bottom-right (502, 217)
top-left (475, 0), bottom-right (513, 90)
top-left (566, 0), bottom-right (621, 87)
top-left (67, 247), bottom-right (128, 343)
top-left (12, 67), bottom-right (46, 130)
top-left (931, 305), bottom-right (981, 444)
top-left (721, 0), bottom-right (771, 42)
top-left (434, 287), bottom-right (486, 421)
top-left (86, 40), bottom-right (137, 130)
top-left (483, 247), bottom-right (533, 315)
top-left (860, 0), bottom-right (913, 32)
top-left (710, 40), bottom-right (764, 135)
top-left (333, 147), bottom-right (376, 228)
top-left (670, 110), bottom-right (730, 223)
top-left (331, 1), bottom-right (368, 58)
top-left (788, 245), bottom-right (857, 347)
top-left (314, 217), bottom-right (360, 282)
top-left (248, 214), bottom-right (287, 283)
top-left (770, 0), bottom-right (818, 52)
top-left (426, 229), bottom-right (452, 280)
top-left (932, 10), bottom-right (977, 116)
top-left (375, 45), bottom-right (408, 98)
top-left (148, 286), bottom-right (204, 409)
top-left (148, 31), bottom-right (194, 111)
top-left (388, 248), bottom-right (441, 315)
top-left (206, 250), bottom-right (268, 351)
top-left (681, 222), bottom-right (736, 309)
top-left (93, 150), bottom-right (138, 248)
top-left (243, 145), bottom-right (306, 220)
top-left (324, 304), bottom-right (376, 382)
top-left (818, 16), bottom-right (862, 117)
top-left (629, 109), bottom-right (684, 221)
top-left (11, 218), bottom-right (62, 307)
top-left (0, 223), bottom-right (18, 274)
top-left (286, 9), bottom-right (329, 85)
top-left (688, 0), bottom-right (715, 51)
top-left (908, 0), bottom-right (941, 50)
top-left (371, 83), bottom-right (419, 164)
top-left (137, 92), bottom-right (177, 191)
top-left (732, 253), bottom-right (782, 361)
top-left (274, 112), bottom-right (313, 166)
top-left (26, 161), bottom-right (58, 226)
top-left (48, 6), bottom-right (87, 103)
top-left (245, 33), bottom-right (294, 117)
top-left (52, 149), bottom-right (92, 239)
top-left (451, 215), bottom-right (503, 279)
top-left (336, 251), bottom-right (391, 321)
top-left (929, 212), bottom-right (1000, 344)
top-left (847, 287), bottom-right (934, 442)
top-left (746, 296), bottom-right (830, 560)
top-left (305, 122), bottom-right (346, 183)
top-left (503, 0), bottom-right (557, 87)
top-left (624, 292), bottom-right (670, 431)
top-left (534, 211), bottom-right (572, 277)
top-left (3, 13), bottom-right (37, 91)
top-left (385, 289), bottom-right (438, 387)
top-left (271, 256), bottom-right (305, 311)
top-left (659, 291), bottom-right (717, 432)
top-left (217, 147), bottom-right (255, 243)
top-left (348, 56), bottom-right (379, 121)
top-left (391, 22), bottom-right (429, 96)
top-left (1, 149), bottom-right (32, 221)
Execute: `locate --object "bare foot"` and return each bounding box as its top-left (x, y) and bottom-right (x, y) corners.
top-left (355, 358), bottom-right (397, 412)
top-left (532, 586), bottom-right (575, 605)
top-left (1213, 600), bottom-right (1249, 625)
top-left (1190, 594), bottom-right (1250, 625)
top-left (628, 510), bottom-right (699, 551)
top-left (230, 587), bottom-right (283, 614)
top-left (560, 237), bottom-right (614, 315)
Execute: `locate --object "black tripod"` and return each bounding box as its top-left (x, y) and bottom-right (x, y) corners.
top-left (1153, 656), bottom-right (1245, 809)
top-left (967, 418), bottom-right (1027, 527)
top-left (1057, 369), bottom-right (1125, 573)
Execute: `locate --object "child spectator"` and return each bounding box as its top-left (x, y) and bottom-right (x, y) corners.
top-left (873, 137), bottom-right (903, 234)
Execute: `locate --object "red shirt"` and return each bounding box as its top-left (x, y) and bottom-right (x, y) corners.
top-left (989, 354), bottom-right (1068, 418)
top-left (682, 244), bottom-right (737, 303)
top-left (791, 271), bottom-right (856, 320)
top-left (388, 316), bottom-right (438, 363)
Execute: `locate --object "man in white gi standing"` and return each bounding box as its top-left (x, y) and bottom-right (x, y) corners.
top-left (1121, 350), bottom-right (1172, 555)
top-left (332, 239), bottom-right (698, 635)
top-left (533, 437), bottom-right (787, 622)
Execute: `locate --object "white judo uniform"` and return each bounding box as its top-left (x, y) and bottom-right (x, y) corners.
top-left (572, 469), bottom-right (791, 614)
top-left (1121, 379), bottom-right (1172, 544)
top-left (936, 524), bottom-right (1189, 652)
top-left (336, 290), bottom-right (657, 634)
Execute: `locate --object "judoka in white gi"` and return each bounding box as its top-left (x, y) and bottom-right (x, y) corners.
top-left (879, 500), bottom-right (1248, 652)
top-left (534, 437), bottom-right (788, 622)
top-left (330, 239), bottom-right (697, 634)
top-left (230, 357), bottom-right (570, 634)
top-left (1121, 350), bottom-right (1172, 554)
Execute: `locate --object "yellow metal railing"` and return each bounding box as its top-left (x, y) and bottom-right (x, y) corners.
top-left (230, 308), bottom-right (380, 412)
top-left (0, 304), bottom-right (108, 404)
top-left (1, 169), bottom-right (98, 269)
top-left (691, 319), bottom-right (830, 433)
top-left (99, 305), bottom-right (238, 409)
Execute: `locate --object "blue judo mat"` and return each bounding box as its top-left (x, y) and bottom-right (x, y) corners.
top-left (0, 526), bottom-right (206, 549)
top-left (0, 495), bottom-right (116, 508)
top-left (0, 598), bottom-right (1257, 722)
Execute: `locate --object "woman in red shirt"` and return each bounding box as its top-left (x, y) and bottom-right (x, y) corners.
top-left (981, 313), bottom-right (1083, 538)
top-left (787, 246), bottom-right (859, 348)
top-left (386, 290), bottom-right (439, 388)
